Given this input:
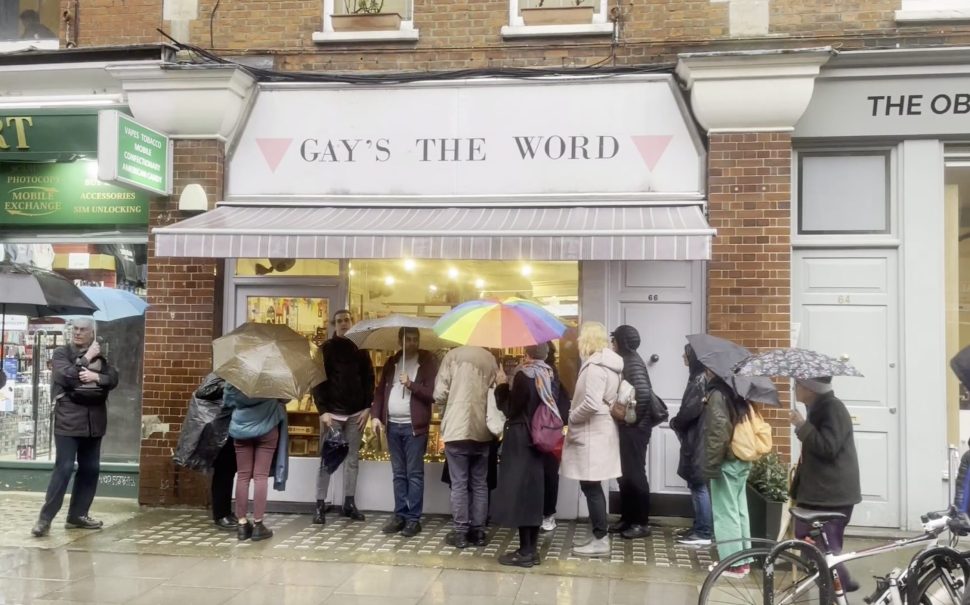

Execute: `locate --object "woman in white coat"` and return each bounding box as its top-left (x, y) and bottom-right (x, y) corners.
top-left (560, 321), bottom-right (623, 556)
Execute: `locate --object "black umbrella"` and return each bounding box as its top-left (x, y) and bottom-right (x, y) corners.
top-left (0, 261), bottom-right (99, 379)
top-left (686, 333), bottom-right (780, 405)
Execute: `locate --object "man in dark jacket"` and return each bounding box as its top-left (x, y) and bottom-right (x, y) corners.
top-left (790, 376), bottom-right (862, 592)
top-left (371, 328), bottom-right (438, 537)
top-left (609, 325), bottom-right (654, 539)
top-left (32, 317), bottom-right (119, 537)
top-left (311, 309), bottom-right (375, 524)
top-left (671, 344), bottom-right (712, 546)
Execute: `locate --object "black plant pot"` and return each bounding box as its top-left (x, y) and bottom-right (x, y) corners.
top-left (746, 484), bottom-right (785, 541)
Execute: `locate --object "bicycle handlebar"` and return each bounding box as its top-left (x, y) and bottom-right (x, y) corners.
top-left (919, 506), bottom-right (970, 536)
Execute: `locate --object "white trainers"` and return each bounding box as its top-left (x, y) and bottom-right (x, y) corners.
top-left (573, 535), bottom-right (610, 556)
top-left (540, 515), bottom-right (557, 532)
top-left (677, 533), bottom-right (713, 546)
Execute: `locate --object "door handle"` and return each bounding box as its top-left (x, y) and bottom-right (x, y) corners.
top-left (840, 353), bottom-right (851, 362)
top-left (889, 407), bottom-right (897, 414)
top-left (649, 354), bottom-right (660, 364)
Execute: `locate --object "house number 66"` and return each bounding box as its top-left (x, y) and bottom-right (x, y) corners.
top-left (838, 295), bottom-right (851, 304)
top-left (647, 294), bottom-right (659, 302)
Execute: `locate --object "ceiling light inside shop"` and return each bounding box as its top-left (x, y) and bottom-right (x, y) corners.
top-left (474, 278), bottom-right (485, 289)
top-left (384, 276), bottom-right (395, 286)
top-left (349, 269), bottom-right (356, 277)
top-left (448, 267), bottom-right (459, 279)
top-left (520, 264), bottom-right (532, 277)
top-left (429, 284), bottom-right (438, 292)
top-left (403, 259), bottom-right (416, 272)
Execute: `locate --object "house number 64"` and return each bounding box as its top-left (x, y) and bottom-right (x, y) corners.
top-left (838, 295), bottom-right (851, 304)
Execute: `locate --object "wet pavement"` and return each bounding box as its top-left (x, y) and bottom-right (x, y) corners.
top-left (0, 491), bottom-right (944, 604)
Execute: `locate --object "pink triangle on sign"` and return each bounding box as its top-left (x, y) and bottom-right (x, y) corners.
top-left (631, 135), bottom-right (673, 171)
top-left (256, 138), bottom-right (294, 173)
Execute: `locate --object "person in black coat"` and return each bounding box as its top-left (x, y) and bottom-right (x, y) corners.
top-left (492, 342), bottom-right (566, 568)
top-left (32, 318), bottom-right (119, 537)
top-left (609, 325), bottom-right (654, 540)
top-left (540, 343), bottom-right (571, 532)
top-left (670, 344), bottom-right (712, 545)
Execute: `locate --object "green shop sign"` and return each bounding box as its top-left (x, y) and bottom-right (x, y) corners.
top-left (0, 111), bottom-right (99, 161)
top-left (0, 160), bottom-right (150, 228)
top-left (98, 110), bottom-right (172, 196)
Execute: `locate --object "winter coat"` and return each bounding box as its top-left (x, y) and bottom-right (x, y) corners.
top-left (612, 325), bottom-right (655, 435)
top-left (700, 379), bottom-right (746, 481)
top-left (312, 336), bottom-right (375, 416)
top-left (223, 384), bottom-right (286, 441)
top-left (560, 348), bottom-right (623, 482)
top-left (671, 373), bottom-right (707, 485)
top-left (51, 344), bottom-right (119, 438)
top-left (791, 391), bottom-right (862, 507)
top-left (955, 449), bottom-right (970, 514)
top-left (434, 346), bottom-right (497, 443)
top-left (371, 349), bottom-right (438, 436)
top-left (491, 372), bottom-right (549, 528)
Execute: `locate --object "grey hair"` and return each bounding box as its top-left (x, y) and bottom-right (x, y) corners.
top-left (71, 317), bottom-right (97, 338)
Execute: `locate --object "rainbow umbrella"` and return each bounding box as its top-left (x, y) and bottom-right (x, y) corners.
top-left (433, 297), bottom-right (567, 348)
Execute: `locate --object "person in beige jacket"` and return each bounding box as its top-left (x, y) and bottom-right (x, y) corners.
top-left (433, 345), bottom-right (498, 549)
top-left (560, 321), bottom-right (623, 556)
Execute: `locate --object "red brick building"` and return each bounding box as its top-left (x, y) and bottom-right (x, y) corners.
top-left (0, 0), bottom-right (967, 530)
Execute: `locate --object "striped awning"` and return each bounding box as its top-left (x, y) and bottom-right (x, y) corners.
top-left (153, 204), bottom-right (715, 261)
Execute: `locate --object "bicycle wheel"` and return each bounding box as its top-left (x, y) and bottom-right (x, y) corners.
top-left (698, 547), bottom-right (826, 605)
top-left (913, 566), bottom-right (965, 604)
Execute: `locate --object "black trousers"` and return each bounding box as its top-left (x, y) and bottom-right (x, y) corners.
top-left (580, 480), bottom-right (609, 539)
top-left (40, 435), bottom-right (102, 522)
top-left (211, 438), bottom-right (236, 520)
top-left (518, 525), bottom-right (540, 555)
top-left (617, 428), bottom-right (651, 526)
top-left (542, 454), bottom-right (560, 517)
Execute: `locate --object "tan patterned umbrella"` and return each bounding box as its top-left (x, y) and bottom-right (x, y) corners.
top-left (212, 322), bottom-right (325, 400)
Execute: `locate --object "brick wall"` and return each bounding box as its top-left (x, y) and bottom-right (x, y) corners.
top-left (140, 139), bottom-right (225, 506)
top-left (707, 131), bottom-right (792, 458)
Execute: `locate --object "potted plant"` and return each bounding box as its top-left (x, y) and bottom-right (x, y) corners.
top-left (331, 0), bottom-right (403, 32)
top-left (520, 0), bottom-right (595, 26)
top-left (746, 452), bottom-right (789, 541)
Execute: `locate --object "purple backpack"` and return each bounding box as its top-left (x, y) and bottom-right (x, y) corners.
top-left (530, 404), bottom-right (564, 460)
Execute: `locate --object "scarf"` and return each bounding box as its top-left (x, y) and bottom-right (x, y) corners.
top-left (513, 359), bottom-right (560, 421)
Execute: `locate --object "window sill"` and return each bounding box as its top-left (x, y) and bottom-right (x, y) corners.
top-left (500, 23), bottom-right (613, 39)
top-left (895, 8), bottom-right (970, 22)
top-left (0, 39), bottom-right (58, 53)
top-left (312, 29), bottom-right (419, 43)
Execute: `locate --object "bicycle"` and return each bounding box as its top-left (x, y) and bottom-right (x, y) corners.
top-left (698, 506), bottom-right (970, 605)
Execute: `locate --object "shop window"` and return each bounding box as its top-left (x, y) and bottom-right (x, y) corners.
top-left (235, 258), bottom-right (340, 277)
top-left (798, 152), bottom-right (891, 235)
top-left (0, 0), bottom-right (59, 51)
top-left (896, 0), bottom-right (970, 21)
top-left (314, 0), bottom-right (418, 43)
top-left (503, 0), bottom-right (612, 38)
top-left (348, 258), bottom-right (580, 462)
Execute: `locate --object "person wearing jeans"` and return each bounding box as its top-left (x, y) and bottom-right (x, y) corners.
top-left (434, 345), bottom-right (498, 549)
top-left (223, 383), bottom-right (286, 542)
top-left (671, 344), bottom-right (713, 546)
top-left (371, 328), bottom-right (438, 538)
top-left (560, 322), bottom-right (623, 557)
top-left (33, 318), bottom-right (118, 538)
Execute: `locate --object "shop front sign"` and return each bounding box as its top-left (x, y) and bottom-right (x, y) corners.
top-left (98, 110), bottom-right (172, 196)
top-left (797, 75), bottom-right (970, 138)
top-left (0, 160), bottom-right (150, 228)
top-left (228, 76), bottom-right (705, 198)
top-left (0, 112), bottom-right (98, 161)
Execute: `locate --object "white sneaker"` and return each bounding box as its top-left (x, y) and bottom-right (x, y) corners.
top-left (573, 535), bottom-right (610, 556)
top-left (677, 533), bottom-right (712, 546)
top-left (540, 516), bottom-right (557, 532)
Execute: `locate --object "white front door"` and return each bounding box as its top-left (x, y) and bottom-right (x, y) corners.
top-left (794, 249), bottom-right (900, 528)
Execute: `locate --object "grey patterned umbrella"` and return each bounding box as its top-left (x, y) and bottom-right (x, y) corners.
top-left (734, 347), bottom-right (864, 380)
top-left (686, 334), bottom-right (780, 405)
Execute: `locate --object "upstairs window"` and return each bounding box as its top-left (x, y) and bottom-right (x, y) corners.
top-left (0, 1), bottom-right (59, 52)
top-left (504, 0), bottom-right (612, 38)
top-left (896, 0), bottom-right (970, 21)
top-left (315, 0), bottom-right (418, 43)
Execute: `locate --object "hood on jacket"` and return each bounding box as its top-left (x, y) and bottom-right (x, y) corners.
top-left (952, 345), bottom-right (970, 390)
top-left (587, 348), bottom-right (624, 373)
top-left (685, 344), bottom-right (706, 377)
top-left (611, 325), bottom-right (641, 354)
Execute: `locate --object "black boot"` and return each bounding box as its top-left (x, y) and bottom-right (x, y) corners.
top-left (342, 497), bottom-right (365, 521)
top-left (312, 500), bottom-right (326, 525)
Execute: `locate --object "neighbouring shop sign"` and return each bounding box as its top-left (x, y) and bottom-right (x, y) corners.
top-left (0, 160), bottom-right (150, 227)
top-left (0, 112), bottom-right (98, 161)
top-left (228, 76), bottom-right (705, 197)
top-left (796, 76), bottom-right (970, 138)
top-left (98, 110), bottom-right (172, 196)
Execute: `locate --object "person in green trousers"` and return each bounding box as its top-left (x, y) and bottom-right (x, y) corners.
top-left (701, 372), bottom-right (753, 578)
